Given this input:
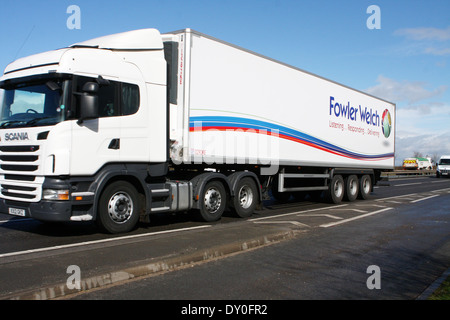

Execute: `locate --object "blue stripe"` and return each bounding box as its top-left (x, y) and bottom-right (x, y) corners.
top-left (189, 116), bottom-right (394, 160)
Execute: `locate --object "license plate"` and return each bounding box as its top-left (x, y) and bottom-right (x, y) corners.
top-left (9, 207), bottom-right (26, 217)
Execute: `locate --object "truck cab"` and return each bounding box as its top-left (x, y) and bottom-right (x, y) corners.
top-left (0, 29), bottom-right (169, 232)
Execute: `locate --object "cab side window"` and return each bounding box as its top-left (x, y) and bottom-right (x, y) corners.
top-left (122, 83), bottom-right (140, 116)
top-left (74, 77), bottom-right (140, 118)
top-left (98, 81), bottom-right (119, 117)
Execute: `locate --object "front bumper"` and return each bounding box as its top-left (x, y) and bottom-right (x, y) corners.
top-left (0, 199), bottom-right (73, 222)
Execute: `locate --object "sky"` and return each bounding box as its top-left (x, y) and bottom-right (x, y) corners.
top-left (0, 0), bottom-right (449, 166)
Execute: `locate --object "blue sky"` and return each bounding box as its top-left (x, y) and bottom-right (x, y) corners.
top-left (1, 0), bottom-right (449, 165)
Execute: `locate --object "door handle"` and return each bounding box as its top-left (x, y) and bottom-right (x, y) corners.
top-left (108, 139), bottom-right (120, 150)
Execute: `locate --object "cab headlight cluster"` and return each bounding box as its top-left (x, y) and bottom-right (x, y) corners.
top-left (43, 189), bottom-right (70, 201)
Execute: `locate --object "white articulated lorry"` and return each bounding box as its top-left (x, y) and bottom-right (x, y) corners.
top-left (0, 29), bottom-right (395, 233)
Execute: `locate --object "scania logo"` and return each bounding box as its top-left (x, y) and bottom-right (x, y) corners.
top-left (4, 132), bottom-right (29, 141)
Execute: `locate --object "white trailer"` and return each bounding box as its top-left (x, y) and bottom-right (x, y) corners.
top-left (0, 28), bottom-right (395, 233)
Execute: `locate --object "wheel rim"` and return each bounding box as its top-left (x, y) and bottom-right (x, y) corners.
top-left (239, 185), bottom-right (254, 209)
top-left (362, 178), bottom-right (370, 194)
top-left (334, 180), bottom-right (343, 198)
top-left (107, 192), bottom-right (133, 224)
top-left (349, 179), bottom-right (358, 196)
top-left (204, 187), bottom-right (222, 214)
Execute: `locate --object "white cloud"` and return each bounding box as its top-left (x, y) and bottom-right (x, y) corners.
top-left (395, 132), bottom-right (450, 166)
top-left (365, 75), bottom-right (447, 104)
top-left (394, 26), bottom-right (450, 42)
top-left (395, 103), bottom-right (450, 166)
top-left (365, 76), bottom-right (450, 165)
top-left (394, 26), bottom-right (450, 56)
top-left (424, 47), bottom-right (450, 56)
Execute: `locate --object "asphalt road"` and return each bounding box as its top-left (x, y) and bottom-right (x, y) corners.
top-left (0, 175), bottom-right (449, 302)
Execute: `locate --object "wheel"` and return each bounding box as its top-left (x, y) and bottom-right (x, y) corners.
top-left (325, 175), bottom-right (344, 204)
top-left (358, 175), bottom-right (372, 200)
top-left (96, 181), bottom-right (141, 234)
top-left (344, 175), bottom-right (359, 202)
top-left (232, 177), bottom-right (259, 218)
top-left (198, 180), bottom-right (227, 222)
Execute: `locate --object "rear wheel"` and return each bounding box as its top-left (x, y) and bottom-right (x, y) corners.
top-left (97, 181), bottom-right (141, 234)
top-left (344, 175), bottom-right (359, 202)
top-left (325, 175), bottom-right (344, 204)
top-left (198, 180), bottom-right (227, 222)
top-left (358, 175), bottom-right (372, 200)
top-left (232, 177), bottom-right (259, 218)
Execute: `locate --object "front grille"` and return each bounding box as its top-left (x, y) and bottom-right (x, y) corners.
top-left (0, 144), bottom-right (43, 202)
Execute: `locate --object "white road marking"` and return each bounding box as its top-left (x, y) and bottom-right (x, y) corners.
top-left (254, 221), bottom-right (310, 228)
top-left (333, 208), bottom-right (368, 213)
top-left (395, 182), bottom-right (422, 187)
top-left (410, 194), bottom-right (439, 203)
top-left (320, 208), bottom-right (393, 228)
top-left (0, 225), bottom-right (211, 259)
top-left (249, 204), bottom-right (348, 222)
top-left (376, 193), bottom-right (418, 201)
top-left (298, 214), bottom-right (343, 220)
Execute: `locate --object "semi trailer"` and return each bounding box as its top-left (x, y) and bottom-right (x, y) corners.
top-left (0, 28), bottom-right (395, 233)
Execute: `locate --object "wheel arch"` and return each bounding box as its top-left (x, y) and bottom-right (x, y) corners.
top-left (227, 171), bottom-right (262, 207)
top-left (90, 165), bottom-right (149, 220)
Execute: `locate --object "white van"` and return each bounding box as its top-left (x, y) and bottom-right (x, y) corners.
top-left (436, 155), bottom-right (450, 178)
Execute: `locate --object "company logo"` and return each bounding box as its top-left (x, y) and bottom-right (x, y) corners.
top-left (381, 109), bottom-right (392, 138)
top-left (4, 132), bottom-right (29, 141)
top-left (329, 96), bottom-right (380, 127)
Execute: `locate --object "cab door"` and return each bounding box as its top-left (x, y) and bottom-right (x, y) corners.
top-left (70, 76), bottom-right (121, 176)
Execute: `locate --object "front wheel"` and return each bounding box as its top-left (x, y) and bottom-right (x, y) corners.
top-left (96, 181), bottom-right (141, 234)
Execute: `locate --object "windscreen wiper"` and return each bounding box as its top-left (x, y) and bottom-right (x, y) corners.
top-left (0, 120), bottom-right (25, 128)
top-left (26, 117), bottom-right (55, 126)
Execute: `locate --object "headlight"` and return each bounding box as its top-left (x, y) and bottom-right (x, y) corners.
top-left (43, 189), bottom-right (70, 201)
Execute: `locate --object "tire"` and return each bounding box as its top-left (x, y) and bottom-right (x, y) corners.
top-left (197, 180), bottom-right (227, 222)
top-left (358, 175), bottom-right (372, 200)
top-left (232, 177), bottom-right (259, 218)
top-left (344, 175), bottom-right (359, 202)
top-left (325, 175), bottom-right (344, 204)
top-left (96, 181), bottom-right (141, 234)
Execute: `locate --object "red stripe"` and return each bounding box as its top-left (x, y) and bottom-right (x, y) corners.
top-left (189, 126), bottom-right (391, 161)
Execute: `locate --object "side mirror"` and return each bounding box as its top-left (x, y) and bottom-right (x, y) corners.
top-left (78, 82), bottom-right (99, 124)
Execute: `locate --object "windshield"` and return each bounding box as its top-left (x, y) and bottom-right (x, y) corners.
top-left (439, 158), bottom-right (450, 165)
top-left (0, 78), bottom-right (70, 128)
